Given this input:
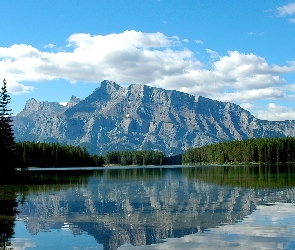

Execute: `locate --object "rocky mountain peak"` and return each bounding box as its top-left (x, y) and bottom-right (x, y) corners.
top-left (24, 98), bottom-right (41, 112)
top-left (84, 80), bottom-right (124, 104)
top-left (67, 95), bottom-right (82, 108)
top-left (100, 80), bottom-right (122, 94)
top-left (13, 80), bottom-right (295, 155)
top-left (22, 98), bottom-right (66, 117)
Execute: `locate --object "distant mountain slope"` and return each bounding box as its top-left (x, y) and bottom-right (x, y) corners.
top-left (13, 80), bottom-right (295, 155)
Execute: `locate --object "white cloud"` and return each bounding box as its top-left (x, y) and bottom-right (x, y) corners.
top-left (182, 39), bottom-right (189, 43)
top-left (43, 43), bottom-right (56, 49)
top-left (277, 2), bottom-right (295, 16)
top-left (239, 103), bottom-right (255, 111)
top-left (0, 30), bottom-right (203, 88)
top-left (211, 51), bottom-right (295, 92)
top-left (210, 88), bottom-right (285, 103)
top-left (2, 79), bottom-right (36, 95)
top-left (257, 103), bottom-right (295, 121)
top-left (206, 48), bottom-right (219, 59)
top-left (194, 39), bottom-right (203, 44)
top-left (59, 102), bottom-right (68, 106)
top-left (277, 2), bottom-right (295, 24)
top-left (1, 30), bottom-right (295, 120)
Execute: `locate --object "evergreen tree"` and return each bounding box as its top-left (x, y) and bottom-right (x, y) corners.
top-left (0, 79), bottom-right (15, 172)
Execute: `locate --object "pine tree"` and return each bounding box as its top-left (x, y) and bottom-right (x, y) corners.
top-left (0, 79), bottom-right (16, 172)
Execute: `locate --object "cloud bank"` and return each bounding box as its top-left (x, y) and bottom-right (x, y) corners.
top-left (1, 30), bottom-right (295, 120)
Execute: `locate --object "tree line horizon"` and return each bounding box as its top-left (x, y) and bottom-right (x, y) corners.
top-left (182, 137), bottom-right (295, 165)
top-left (2, 79), bottom-right (295, 172)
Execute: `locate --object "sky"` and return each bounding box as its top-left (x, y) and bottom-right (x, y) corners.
top-left (0, 0), bottom-right (295, 121)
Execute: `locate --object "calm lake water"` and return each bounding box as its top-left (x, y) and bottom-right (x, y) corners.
top-left (1, 164), bottom-right (295, 249)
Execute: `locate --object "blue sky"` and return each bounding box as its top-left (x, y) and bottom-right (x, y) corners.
top-left (1, 0), bottom-right (295, 120)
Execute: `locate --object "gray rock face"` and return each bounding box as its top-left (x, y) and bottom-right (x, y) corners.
top-left (12, 80), bottom-right (295, 155)
top-left (66, 95), bottom-right (82, 108)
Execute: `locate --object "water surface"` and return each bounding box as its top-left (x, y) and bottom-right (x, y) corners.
top-left (1, 164), bottom-right (295, 249)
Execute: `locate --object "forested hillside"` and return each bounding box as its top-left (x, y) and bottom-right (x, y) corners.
top-left (182, 137), bottom-right (295, 165)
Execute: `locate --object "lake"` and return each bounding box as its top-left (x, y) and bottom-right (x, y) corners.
top-left (1, 164), bottom-right (295, 249)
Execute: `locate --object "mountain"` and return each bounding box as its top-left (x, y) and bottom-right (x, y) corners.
top-left (13, 80), bottom-right (295, 155)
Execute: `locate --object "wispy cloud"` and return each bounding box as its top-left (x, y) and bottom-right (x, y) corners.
top-left (43, 43), bottom-right (56, 49)
top-left (277, 2), bottom-right (295, 23)
top-left (277, 2), bottom-right (295, 16)
top-left (194, 39), bottom-right (203, 44)
top-left (206, 48), bottom-right (219, 59)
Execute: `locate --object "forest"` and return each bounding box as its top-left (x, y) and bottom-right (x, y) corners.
top-left (14, 142), bottom-right (171, 168)
top-left (15, 141), bottom-right (104, 168)
top-left (14, 136), bottom-right (295, 168)
top-left (104, 150), bottom-right (166, 165)
top-left (182, 137), bottom-right (295, 165)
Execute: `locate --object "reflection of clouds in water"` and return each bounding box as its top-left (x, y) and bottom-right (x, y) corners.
top-left (9, 240), bottom-right (36, 250)
top-left (118, 203), bottom-right (295, 250)
top-left (11, 221), bottom-right (103, 250)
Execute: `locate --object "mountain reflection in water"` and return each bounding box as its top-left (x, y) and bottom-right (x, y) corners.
top-left (3, 165), bottom-right (295, 249)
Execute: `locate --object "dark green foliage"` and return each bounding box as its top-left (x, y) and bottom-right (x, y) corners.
top-left (182, 137), bottom-right (295, 165)
top-left (104, 150), bottom-right (165, 165)
top-left (182, 164), bottom-right (295, 188)
top-left (0, 79), bottom-right (16, 173)
top-left (164, 154), bottom-right (182, 165)
top-left (0, 186), bottom-right (19, 248)
top-left (15, 141), bottom-right (104, 168)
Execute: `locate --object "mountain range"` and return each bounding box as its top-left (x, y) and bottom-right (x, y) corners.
top-left (12, 80), bottom-right (295, 156)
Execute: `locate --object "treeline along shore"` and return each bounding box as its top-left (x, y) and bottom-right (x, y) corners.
top-left (14, 141), bottom-right (180, 168)
top-left (15, 137), bottom-right (295, 168)
top-left (182, 137), bottom-right (295, 165)
top-left (15, 141), bottom-right (104, 168)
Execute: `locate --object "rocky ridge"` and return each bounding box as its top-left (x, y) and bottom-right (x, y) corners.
top-left (13, 80), bottom-right (295, 155)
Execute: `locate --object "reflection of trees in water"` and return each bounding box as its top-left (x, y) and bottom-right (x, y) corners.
top-left (103, 168), bottom-right (165, 180)
top-left (182, 164), bottom-right (295, 188)
top-left (0, 186), bottom-right (19, 250)
top-left (0, 169), bottom-right (96, 249)
top-left (9, 165), bottom-right (295, 250)
top-left (13, 167), bottom-right (268, 249)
